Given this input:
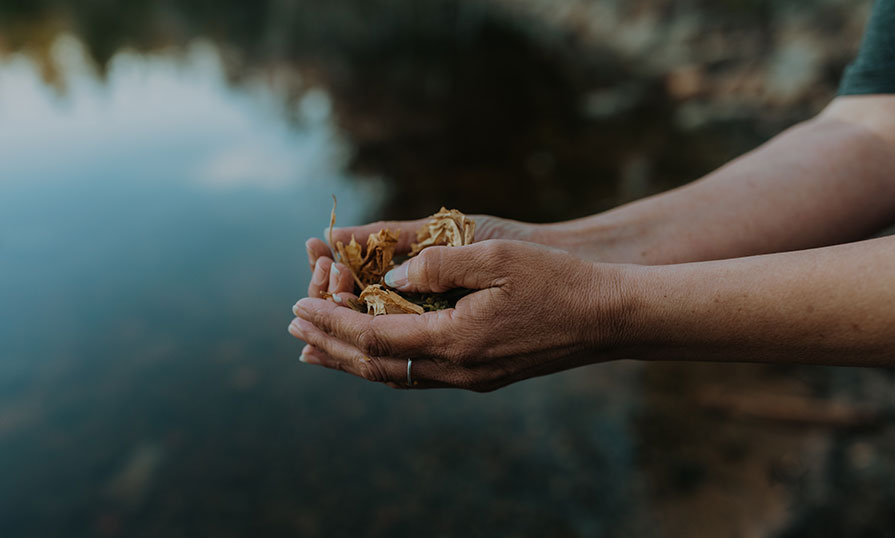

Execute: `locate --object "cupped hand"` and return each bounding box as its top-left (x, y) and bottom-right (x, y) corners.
top-left (290, 240), bottom-right (632, 391)
top-left (304, 214), bottom-right (546, 275)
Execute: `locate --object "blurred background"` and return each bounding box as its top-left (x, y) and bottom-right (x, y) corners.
top-left (1, 0), bottom-right (894, 536)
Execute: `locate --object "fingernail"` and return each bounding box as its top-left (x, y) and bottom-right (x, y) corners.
top-left (300, 345), bottom-right (321, 365)
top-left (312, 259), bottom-right (328, 286)
top-left (288, 319), bottom-right (303, 337)
top-left (300, 353), bottom-right (321, 365)
top-left (294, 297), bottom-right (312, 316)
top-left (292, 302), bottom-right (300, 316)
top-left (332, 294), bottom-right (343, 304)
top-left (312, 258), bottom-right (322, 281)
top-left (331, 264), bottom-right (341, 278)
top-left (384, 264), bottom-right (408, 289)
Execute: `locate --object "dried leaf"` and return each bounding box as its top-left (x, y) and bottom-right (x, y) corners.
top-left (336, 229), bottom-right (400, 289)
top-left (359, 229), bottom-right (399, 286)
top-left (345, 297), bottom-right (367, 313)
top-left (336, 235), bottom-right (364, 271)
top-left (410, 207), bottom-right (476, 256)
top-left (359, 284), bottom-right (424, 316)
top-left (328, 194), bottom-right (338, 261)
top-left (321, 201), bottom-right (473, 316)
top-left (335, 234), bottom-right (366, 289)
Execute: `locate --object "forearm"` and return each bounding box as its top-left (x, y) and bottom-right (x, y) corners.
top-left (611, 236), bottom-right (895, 366)
top-left (547, 97), bottom-right (895, 264)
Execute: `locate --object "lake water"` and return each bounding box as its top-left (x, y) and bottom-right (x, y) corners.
top-left (1, 3), bottom-right (893, 537)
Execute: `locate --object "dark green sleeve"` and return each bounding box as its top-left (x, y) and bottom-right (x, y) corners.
top-left (838, 0), bottom-right (895, 95)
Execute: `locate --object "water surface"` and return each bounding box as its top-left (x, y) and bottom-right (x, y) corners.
top-left (1, 4), bottom-right (893, 537)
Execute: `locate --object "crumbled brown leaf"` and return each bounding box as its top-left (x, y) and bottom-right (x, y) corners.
top-left (336, 235), bottom-right (364, 273)
top-left (335, 229), bottom-right (399, 289)
top-left (320, 291), bottom-right (367, 313)
top-left (345, 297), bottom-right (367, 313)
top-left (361, 229), bottom-right (399, 285)
top-left (322, 201), bottom-right (474, 316)
top-left (328, 194), bottom-right (337, 260)
top-left (410, 207), bottom-right (476, 256)
top-left (334, 234), bottom-right (366, 289)
top-left (359, 284), bottom-right (424, 316)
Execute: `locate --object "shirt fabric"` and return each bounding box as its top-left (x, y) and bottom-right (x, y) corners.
top-left (838, 0), bottom-right (895, 95)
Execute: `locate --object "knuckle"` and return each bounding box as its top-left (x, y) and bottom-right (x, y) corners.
top-left (310, 310), bottom-right (334, 336)
top-left (442, 328), bottom-right (484, 364)
top-left (449, 370), bottom-right (474, 390)
top-left (359, 358), bottom-right (389, 383)
top-left (356, 327), bottom-right (391, 358)
top-left (486, 240), bottom-right (514, 264)
top-left (475, 343), bottom-right (498, 362)
top-left (414, 248), bottom-right (441, 286)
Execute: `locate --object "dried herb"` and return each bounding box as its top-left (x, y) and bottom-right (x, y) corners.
top-left (328, 196), bottom-right (398, 289)
top-left (322, 202), bottom-right (475, 316)
top-left (321, 291), bottom-right (368, 313)
top-left (360, 229), bottom-right (399, 286)
top-left (334, 234), bottom-right (365, 289)
top-left (328, 194), bottom-right (337, 260)
top-left (403, 289), bottom-right (475, 311)
top-left (359, 285), bottom-right (425, 316)
top-left (335, 229), bottom-right (400, 288)
top-left (410, 207), bottom-right (476, 256)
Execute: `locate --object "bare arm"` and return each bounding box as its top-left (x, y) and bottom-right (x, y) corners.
top-left (305, 97), bottom-right (894, 272)
top-left (620, 235), bottom-right (895, 367)
top-left (547, 95), bottom-right (895, 264)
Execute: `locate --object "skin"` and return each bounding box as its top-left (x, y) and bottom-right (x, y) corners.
top-left (292, 95), bottom-right (895, 390)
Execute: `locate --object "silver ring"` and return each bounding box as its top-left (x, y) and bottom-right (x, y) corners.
top-left (406, 359), bottom-right (413, 386)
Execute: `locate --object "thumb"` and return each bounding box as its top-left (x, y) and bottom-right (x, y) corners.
top-left (383, 242), bottom-right (507, 293)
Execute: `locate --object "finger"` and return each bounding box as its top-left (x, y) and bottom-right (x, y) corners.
top-left (328, 262), bottom-right (356, 294)
top-left (306, 238), bottom-right (331, 272)
top-left (301, 343), bottom-right (465, 391)
top-left (294, 293), bottom-right (358, 315)
top-left (327, 219), bottom-right (427, 254)
top-left (300, 344), bottom-right (330, 365)
top-left (289, 317), bottom-right (448, 387)
top-left (308, 256), bottom-right (333, 299)
top-left (383, 241), bottom-right (509, 293)
top-left (294, 297), bottom-right (454, 360)
top-left (328, 291), bottom-right (359, 308)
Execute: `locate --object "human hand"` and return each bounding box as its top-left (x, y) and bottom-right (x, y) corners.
top-left (303, 214), bottom-right (547, 304)
top-left (290, 240), bottom-right (631, 391)
top-left (304, 214), bottom-right (547, 277)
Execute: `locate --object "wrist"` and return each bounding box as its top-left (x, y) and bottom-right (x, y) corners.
top-left (578, 261), bottom-right (647, 356)
top-left (543, 214), bottom-right (659, 264)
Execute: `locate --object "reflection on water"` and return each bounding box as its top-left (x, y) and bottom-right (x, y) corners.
top-left (1, 2), bottom-right (894, 537)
